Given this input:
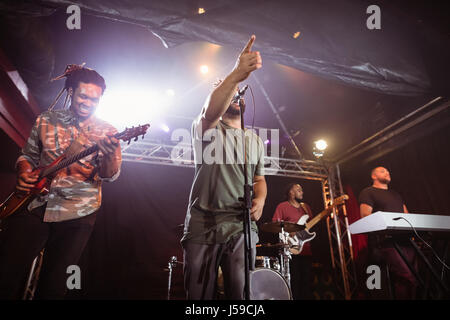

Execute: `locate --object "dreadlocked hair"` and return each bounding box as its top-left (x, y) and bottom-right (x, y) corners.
top-left (64, 68), bottom-right (106, 93)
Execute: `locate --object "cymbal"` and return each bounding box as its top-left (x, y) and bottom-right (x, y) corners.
top-left (259, 221), bottom-right (304, 233)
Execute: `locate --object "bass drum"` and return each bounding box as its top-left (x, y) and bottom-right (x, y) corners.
top-left (250, 268), bottom-right (292, 300)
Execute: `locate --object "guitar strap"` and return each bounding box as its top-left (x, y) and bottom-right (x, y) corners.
top-left (299, 202), bottom-right (309, 215)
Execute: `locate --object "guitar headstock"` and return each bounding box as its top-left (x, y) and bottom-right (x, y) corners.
top-left (116, 124), bottom-right (150, 144)
top-left (334, 194), bottom-right (349, 206)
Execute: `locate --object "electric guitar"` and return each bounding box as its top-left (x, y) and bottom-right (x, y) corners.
top-left (289, 195), bottom-right (349, 255)
top-left (0, 124), bottom-right (150, 220)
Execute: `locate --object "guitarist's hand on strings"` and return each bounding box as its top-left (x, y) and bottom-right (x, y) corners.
top-left (98, 134), bottom-right (120, 157)
top-left (98, 134), bottom-right (121, 179)
top-left (16, 161), bottom-right (38, 192)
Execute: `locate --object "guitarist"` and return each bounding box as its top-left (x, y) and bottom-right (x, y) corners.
top-left (272, 183), bottom-right (314, 300)
top-left (0, 67), bottom-right (122, 299)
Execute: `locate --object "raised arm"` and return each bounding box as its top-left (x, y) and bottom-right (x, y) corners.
top-left (196, 35), bottom-right (262, 134)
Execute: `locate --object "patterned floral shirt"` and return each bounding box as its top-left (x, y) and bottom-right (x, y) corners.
top-left (17, 109), bottom-right (122, 222)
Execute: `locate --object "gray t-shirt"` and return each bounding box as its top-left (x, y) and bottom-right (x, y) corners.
top-left (181, 119), bottom-right (265, 244)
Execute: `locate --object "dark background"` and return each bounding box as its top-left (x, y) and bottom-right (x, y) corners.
top-left (0, 0), bottom-right (449, 299)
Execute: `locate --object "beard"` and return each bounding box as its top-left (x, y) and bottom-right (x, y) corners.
top-left (379, 178), bottom-right (390, 184)
top-left (225, 101), bottom-right (245, 116)
top-left (294, 197), bottom-right (303, 203)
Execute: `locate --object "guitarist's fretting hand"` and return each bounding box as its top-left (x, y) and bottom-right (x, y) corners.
top-left (97, 134), bottom-right (121, 179)
top-left (16, 161), bottom-right (38, 192)
top-left (97, 135), bottom-right (120, 156)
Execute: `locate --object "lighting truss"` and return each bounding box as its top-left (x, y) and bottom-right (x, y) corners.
top-left (121, 139), bottom-right (329, 179)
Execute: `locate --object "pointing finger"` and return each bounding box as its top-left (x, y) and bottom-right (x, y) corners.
top-left (241, 35), bottom-right (255, 54)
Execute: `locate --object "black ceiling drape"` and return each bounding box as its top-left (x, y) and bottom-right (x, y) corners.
top-left (0, 0), bottom-right (437, 96)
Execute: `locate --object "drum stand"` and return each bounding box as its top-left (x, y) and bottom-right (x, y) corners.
top-left (167, 256), bottom-right (179, 300)
top-left (278, 228), bottom-right (292, 288)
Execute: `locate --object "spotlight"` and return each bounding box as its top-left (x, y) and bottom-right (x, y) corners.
top-left (161, 124), bottom-right (170, 133)
top-left (264, 139), bottom-right (270, 145)
top-left (166, 89), bottom-right (175, 97)
top-left (200, 65), bottom-right (209, 74)
top-left (198, 8), bottom-right (205, 14)
top-left (293, 31), bottom-right (301, 39)
top-left (95, 86), bottom-right (173, 129)
top-left (313, 139), bottom-right (328, 158)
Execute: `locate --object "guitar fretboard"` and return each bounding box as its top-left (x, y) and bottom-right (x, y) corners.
top-left (305, 207), bottom-right (334, 229)
top-left (41, 144), bottom-right (100, 178)
top-left (305, 196), bottom-right (347, 230)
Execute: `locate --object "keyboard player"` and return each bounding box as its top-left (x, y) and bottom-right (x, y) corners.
top-left (359, 166), bottom-right (418, 299)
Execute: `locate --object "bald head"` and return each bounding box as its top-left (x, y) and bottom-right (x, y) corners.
top-left (286, 183), bottom-right (304, 202)
top-left (371, 167), bottom-right (391, 185)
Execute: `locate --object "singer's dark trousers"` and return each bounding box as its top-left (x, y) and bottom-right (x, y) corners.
top-left (290, 254), bottom-right (313, 300)
top-left (182, 231), bottom-right (258, 300)
top-left (0, 205), bottom-right (96, 300)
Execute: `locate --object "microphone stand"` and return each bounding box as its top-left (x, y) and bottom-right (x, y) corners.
top-left (238, 96), bottom-right (253, 300)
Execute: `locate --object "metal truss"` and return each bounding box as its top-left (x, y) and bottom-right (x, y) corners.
top-left (323, 164), bottom-right (358, 300)
top-left (23, 249), bottom-right (44, 300)
top-left (121, 139), bottom-right (357, 299)
top-left (121, 139), bottom-right (329, 179)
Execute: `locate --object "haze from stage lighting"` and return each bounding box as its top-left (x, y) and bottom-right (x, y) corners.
top-left (200, 65), bottom-right (209, 74)
top-left (95, 84), bottom-right (175, 130)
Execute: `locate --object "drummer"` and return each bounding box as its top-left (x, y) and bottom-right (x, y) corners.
top-left (272, 183), bottom-right (314, 300)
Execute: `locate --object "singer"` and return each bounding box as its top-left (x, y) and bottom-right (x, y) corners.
top-left (181, 35), bottom-right (267, 299)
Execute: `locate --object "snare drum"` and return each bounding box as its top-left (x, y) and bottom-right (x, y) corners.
top-left (255, 256), bottom-right (280, 272)
top-left (250, 268), bottom-right (292, 300)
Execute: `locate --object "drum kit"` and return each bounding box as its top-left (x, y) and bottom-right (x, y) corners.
top-left (252, 220), bottom-right (305, 300)
top-left (166, 221), bottom-right (303, 300)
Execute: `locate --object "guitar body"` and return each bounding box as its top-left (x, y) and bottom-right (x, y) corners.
top-left (290, 229), bottom-right (317, 255)
top-left (0, 168), bottom-right (51, 220)
top-left (286, 195), bottom-right (349, 255)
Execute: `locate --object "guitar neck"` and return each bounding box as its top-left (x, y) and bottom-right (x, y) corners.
top-left (41, 144), bottom-right (100, 178)
top-left (37, 124), bottom-right (150, 179)
top-left (305, 206), bottom-right (334, 230)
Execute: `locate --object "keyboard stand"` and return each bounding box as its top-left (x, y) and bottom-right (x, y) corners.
top-left (392, 236), bottom-right (449, 298)
top-left (408, 238), bottom-right (449, 295)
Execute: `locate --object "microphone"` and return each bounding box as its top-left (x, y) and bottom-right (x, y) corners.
top-left (232, 85), bottom-right (249, 103)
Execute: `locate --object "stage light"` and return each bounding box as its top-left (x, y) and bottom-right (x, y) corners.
top-left (166, 89), bottom-right (175, 96)
top-left (293, 31), bottom-right (301, 39)
top-left (95, 86), bottom-right (174, 130)
top-left (264, 139), bottom-right (270, 145)
top-left (200, 65), bottom-right (209, 74)
top-left (161, 124), bottom-right (170, 133)
top-left (313, 139), bottom-right (328, 158)
top-left (315, 139), bottom-right (328, 151)
top-left (198, 8), bottom-right (205, 14)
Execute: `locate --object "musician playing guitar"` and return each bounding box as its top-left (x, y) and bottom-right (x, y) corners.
top-left (272, 183), bottom-right (314, 300)
top-left (0, 66), bottom-right (122, 299)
